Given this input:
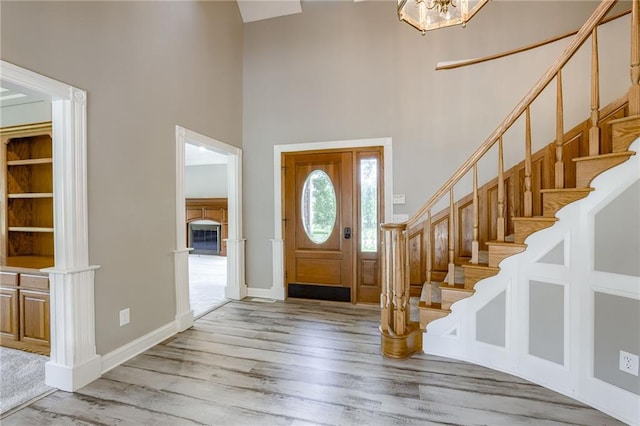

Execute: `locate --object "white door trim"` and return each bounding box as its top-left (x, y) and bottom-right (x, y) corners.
top-left (1, 60), bottom-right (101, 391)
top-left (269, 137), bottom-right (393, 300)
top-left (174, 126), bottom-right (245, 331)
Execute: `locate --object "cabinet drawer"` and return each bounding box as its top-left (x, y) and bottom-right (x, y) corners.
top-left (0, 272), bottom-right (19, 286)
top-left (20, 274), bottom-right (49, 291)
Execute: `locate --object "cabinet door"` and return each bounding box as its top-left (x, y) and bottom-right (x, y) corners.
top-left (0, 287), bottom-right (19, 341)
top-left (19, 289), bottom-right (50, 346)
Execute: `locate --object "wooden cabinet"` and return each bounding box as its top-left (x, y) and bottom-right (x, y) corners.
top-left (0, 271), bottom-right (50, 354)
top-left (1, 122), bottom-right (55, 269)
top-left (1, 122), bottom-right (53, 355)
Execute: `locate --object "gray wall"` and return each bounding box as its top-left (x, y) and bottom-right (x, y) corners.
top-left (594, 292), bottom-right (640, 395)
top-left (1, 1), bottom-right (243, 354)
top-left (476, 291), bottom-right (506, 347)
top-left (242, 1), bottom-right (629, 289)
top-left (595, 181), bottom-right (640, 277)
top-left (185, 164), bottom-right (229, 198)
top-left (529, 281), bottom-right (564, 365)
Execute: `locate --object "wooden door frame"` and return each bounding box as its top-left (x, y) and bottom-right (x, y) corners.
top-left (174, 126), bottom-right (245, 331)
top-left (271, 137), bottom-right (393, 300)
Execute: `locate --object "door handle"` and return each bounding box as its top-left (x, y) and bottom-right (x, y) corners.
top-left (344, 227), bottom-right (351, 239)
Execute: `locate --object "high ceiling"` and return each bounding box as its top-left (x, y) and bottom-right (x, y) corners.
top-left (236, 0), bottom-right (302, 23)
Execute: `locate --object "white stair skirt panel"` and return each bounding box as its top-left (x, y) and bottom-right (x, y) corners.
top-left (423, 139), bottom-right (640, 426)
top-left (0, 60), bottom-right (102, 391)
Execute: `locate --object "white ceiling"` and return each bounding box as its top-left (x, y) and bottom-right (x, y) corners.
top-left (185, 143), bottom-right (229, 166)
top-left (0, 84), bottom-right (48, 108)
top-left (236, 0), bottom-right (302, 23)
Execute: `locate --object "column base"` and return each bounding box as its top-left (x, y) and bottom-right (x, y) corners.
top-left (45, 354), bottom-right (102, 392)
top-left (380, 322), bottom-right (423, 359)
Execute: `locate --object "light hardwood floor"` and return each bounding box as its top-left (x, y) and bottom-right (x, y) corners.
top-left (3, 299), bottom-right (623, 425)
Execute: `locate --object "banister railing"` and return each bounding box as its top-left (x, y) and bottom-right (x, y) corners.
top-left (380, 0), bottom-right (638, 358)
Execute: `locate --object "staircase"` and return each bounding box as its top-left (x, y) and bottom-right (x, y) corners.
top-left (379, 0), bottom-right (640, 359)
top-left (418, 114), bottom-right (637, 331)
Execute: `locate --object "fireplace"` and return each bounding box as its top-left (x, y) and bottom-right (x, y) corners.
top-left (188, 221), bottom-right (221, 255)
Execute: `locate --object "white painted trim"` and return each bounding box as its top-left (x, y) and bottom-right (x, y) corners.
top-left (272, 137), bottom-right (393, 299)
top-left (174, 126), bottom-right (246, 327)
top-left (101, 321), bottom-right (177, 374)
top-left (422, 139), bottom-right (640, 425)
top-left (1, 60), bottom-right (100, 391)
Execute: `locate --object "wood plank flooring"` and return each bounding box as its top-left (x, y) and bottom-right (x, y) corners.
top-left (3, 299), bottom-right (624, 425)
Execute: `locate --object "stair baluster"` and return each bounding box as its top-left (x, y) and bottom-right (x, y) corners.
top-left (471, 164), bottom-right (480, 263)
top-left (589, 27), bottom-right (601, 156)
top-left (524, 108), bottom-right (533, 217)
top-left (631, 0), bottom-right (640, 115)
top-left (555, 70), bottom-right (565, 189)
top-left (497, 138), bottom-right (506, 242)
top-left (447, 189), bottom-right (455, 286)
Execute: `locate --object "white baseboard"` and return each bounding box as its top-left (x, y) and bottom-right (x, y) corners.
top-left (247, 286), bottom-right (284, 300)
top-left (45, 354), bottom-right (102, 392)
top-left (101, 321), bottom-right (177, 374)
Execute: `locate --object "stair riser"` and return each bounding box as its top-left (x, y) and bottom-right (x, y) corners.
top-left (612, 117), bottom-right (640, 153)
top-left (419, 309), bottom-right (450, 330)
top-left (488, 245), bottom-right (526, 268)
top-left (512, 219), bottom-right (556, 244)
top-left (575, 156), bottom-right (631, 188)
top-left (542, 190), bottom-right (591, 217)
top-left (462, 266), bottom-right (499, 289)
top-left (441, 288), bottom-right (474, 310)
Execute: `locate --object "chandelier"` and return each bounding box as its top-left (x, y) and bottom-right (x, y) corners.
top-left (398, 0), bottom-right (488, 35)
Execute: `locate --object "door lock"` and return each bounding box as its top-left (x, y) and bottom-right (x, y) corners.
top-left (344, 227), bottom-right (351, 239)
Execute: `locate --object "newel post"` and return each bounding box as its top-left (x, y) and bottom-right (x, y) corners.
top-left (380, 223), bottom-right (423, 358)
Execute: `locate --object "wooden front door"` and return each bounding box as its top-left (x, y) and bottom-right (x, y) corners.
top-left (284, 148), bottom-right (383, 304)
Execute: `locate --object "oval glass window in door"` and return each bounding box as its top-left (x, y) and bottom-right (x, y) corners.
top-left (301, 169), bottom-right (337, 244)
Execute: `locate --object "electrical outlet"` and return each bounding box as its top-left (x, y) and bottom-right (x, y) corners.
top-left (119, 308), bottom-right (130, 327)
top-left (619, 350), bottom-right (639, 376)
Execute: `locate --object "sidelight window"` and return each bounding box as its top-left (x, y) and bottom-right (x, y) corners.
top-left (360, 158), bottom-right (378, 252)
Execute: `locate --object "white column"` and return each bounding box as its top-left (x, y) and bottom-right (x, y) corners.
top-left (174, 249), bottom-right (194, 331)
top-left (270, 238), bottom-right (286, 300)
top-left (45, 90), bottom-right (101, 391)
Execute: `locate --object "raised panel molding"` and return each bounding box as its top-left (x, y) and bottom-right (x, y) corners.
top-left (423, 139), bottom-right (640, 425)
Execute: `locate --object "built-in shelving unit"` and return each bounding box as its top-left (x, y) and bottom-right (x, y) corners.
top-left (1, 122), bottom-right (55, 269)
top-left (0, 122), bottom-right (53, 354)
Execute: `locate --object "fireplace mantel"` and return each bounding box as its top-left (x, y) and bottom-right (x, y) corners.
top-left (186, 198), bottom-right (228, 256)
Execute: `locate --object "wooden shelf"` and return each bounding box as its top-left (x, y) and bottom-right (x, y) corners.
top-left (7, 193), bottom-right (53, 199)
top-left (7, 158), bottom-right (52, 166)
top-left (8, 227), bottom-right (54, 233)
top-left (1, 122), bottom-right (53, 354)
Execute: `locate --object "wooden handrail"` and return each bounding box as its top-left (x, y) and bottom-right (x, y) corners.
top-left (436, 9), bottom-right (630, 71)
top-left (403, 0), bottom-right (618, 228)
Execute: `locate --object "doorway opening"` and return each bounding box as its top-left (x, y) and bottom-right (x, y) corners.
top-left (175, 127), bottom-right (244, 330)
top-left (184, 143), bottom-right (229, 318)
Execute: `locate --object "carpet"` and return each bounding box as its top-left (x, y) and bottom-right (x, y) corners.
top-left (0, 346), bottom-right (53, 416)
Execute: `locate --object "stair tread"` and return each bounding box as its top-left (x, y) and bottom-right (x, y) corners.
top-left (486, 240), bottom-right (527, 248)
top-left (461, 262), bottom-right (499, 271)
top-left (512, 216), bottom-right (559, 222)
top-left (539, 187), bottom-right (594, 194)
top-left (418, 301), bottom-right (450, 312)
top-left (572, 151), bottom-right (636, 163)
top-left (608, 115), bottom-right (640, 125)
top-left (441, 284), bottom-right (474, 293)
